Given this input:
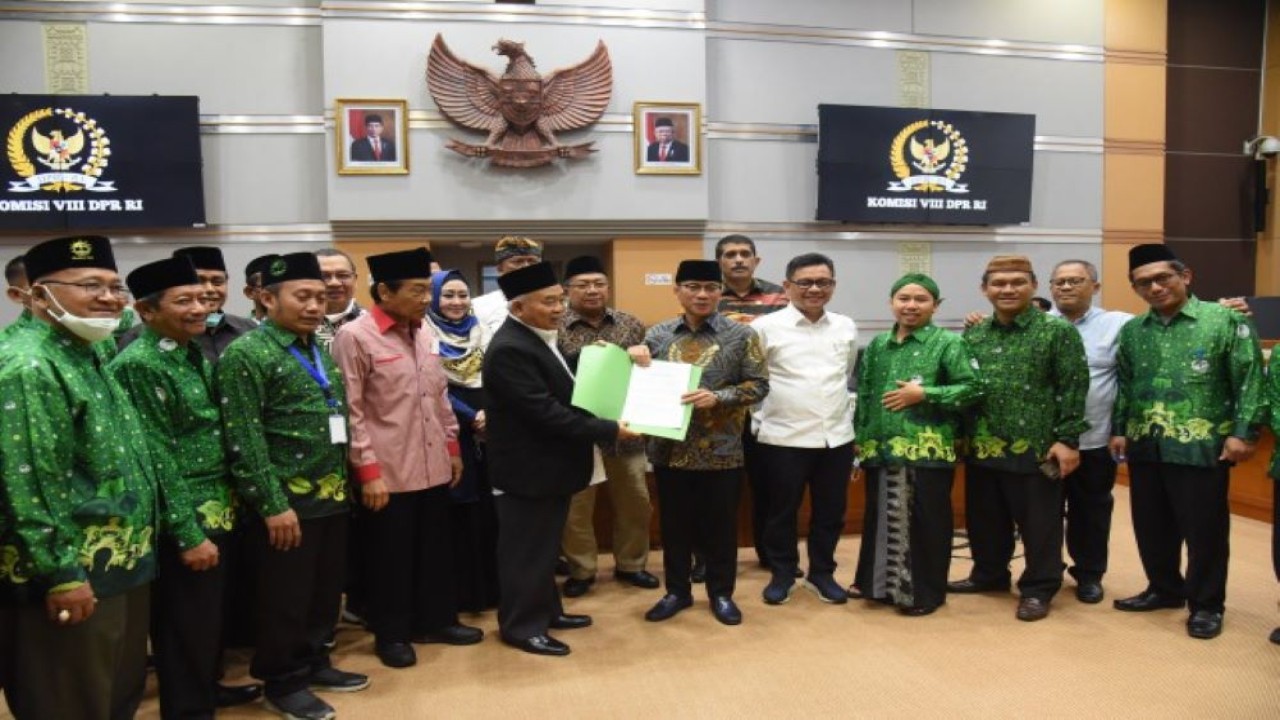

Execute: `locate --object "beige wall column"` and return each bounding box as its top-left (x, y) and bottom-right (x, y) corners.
top-left (1102, 0), bottom-right (1167, 314)
top-left (609, 238), bottom-right (703, 327)
top-left (1258, 1), bottom-right (1280, 296)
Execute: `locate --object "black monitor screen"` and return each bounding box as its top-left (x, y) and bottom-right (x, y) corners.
top-left (0, 95), bottom-right (205, 230)
top-left (817, 104), bottom-right (1035, 225)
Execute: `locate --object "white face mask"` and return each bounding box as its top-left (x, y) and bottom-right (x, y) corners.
top-left (40, 286), bottom-right (119, 343)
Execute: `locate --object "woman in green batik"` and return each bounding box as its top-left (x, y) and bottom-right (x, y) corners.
top-left (850, 273), bottom-right (982, 616)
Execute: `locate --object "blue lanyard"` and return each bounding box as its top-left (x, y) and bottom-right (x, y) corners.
top-left (288, 343), bottom-right (339, 410)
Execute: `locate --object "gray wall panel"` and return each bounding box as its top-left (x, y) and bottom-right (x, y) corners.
top-left (707, 0), bottom-right (911, 31)
top-left (88, 25), bottom-right (323, 114)
top-left (929, 54), bottom-right (1103, 138)
top-left (323, 22), bottom-right (705, 118)
top-left (706, 140), bottom-right (817, 222)
top-left (201, 134), bottom-right (329, 224)
top-left (327, 130), bottom-right (707, 220)
top-left (707, 39), bottom-right (899, 123)
top-left (0, 21), bottom-right (46, 93)
top-left (1027, 151), bottom-right (1102, 229)
top-left (913, 0), bottom-right (1103, 46)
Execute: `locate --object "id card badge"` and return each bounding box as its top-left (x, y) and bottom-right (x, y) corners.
top-left (329, 415), bottom-right (348, 444)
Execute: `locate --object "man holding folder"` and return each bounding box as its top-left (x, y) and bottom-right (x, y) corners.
top-left (483, 262), bottom-right (639, 657)
top-left (628, 260), bottom-right (770, 626)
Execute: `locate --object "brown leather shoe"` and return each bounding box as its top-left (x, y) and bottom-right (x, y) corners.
top-left (1016, 597), bottom-right (1050, 622)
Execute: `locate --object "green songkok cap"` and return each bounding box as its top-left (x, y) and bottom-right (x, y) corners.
top-left (890, 272), bottom-right (940, 301)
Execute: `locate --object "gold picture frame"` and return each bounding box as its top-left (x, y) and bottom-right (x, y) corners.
top-left (335, 98), bottom-right (409, 175)
top-left (633, 102), bottom-right (702, 175)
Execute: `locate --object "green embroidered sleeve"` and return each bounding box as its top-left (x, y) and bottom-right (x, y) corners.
top-left (1267, 362), bottom-right (1279, 480)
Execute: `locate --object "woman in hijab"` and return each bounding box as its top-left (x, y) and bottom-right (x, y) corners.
top-left (426, 269), bottom-right (500, 611)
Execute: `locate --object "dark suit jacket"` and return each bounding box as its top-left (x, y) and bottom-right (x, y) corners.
top-left (350, 137), bottom-right (397, 162)
top-left (483, 318), bottom-right (617, 498)
top-left (646, 140), bottom-right (690, 163)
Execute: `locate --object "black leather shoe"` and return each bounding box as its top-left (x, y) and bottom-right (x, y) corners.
top-left (1187, 610), bottom-right (1224, 639)
top-left (711, 595), bottom-right (743, 626)
top-left (645, 593), bottom-right (693, 622)
top-left (615, 569), bottom-right (660, 589)
top-left (805, 575), bottom-right (849, 605)
top-left (502, 634), bottom-right (570, 657)
top-left (1113, 590), bottom-right (1184, 612)
top-left (845, 583), bottom-right (864, 600)
top-left (1016, 597), bottom-right (1050, 622)
top-left (374, 640), bottom-right (417, 668)
top-left (549, 613), bottom-right (593, 630)
top-left (414, 623), bottom-right (483, 645)
top-left (562, 576), bottom-right (595, 598)
top-left (897, 604), bottom-right (940, 617)
top-left (1075, 581), bottom-right (1104, 604)
top-left (690, 556), bottom-right (707, 584)
top-left (308, 667), bottom-right (370, 693)
top-left (216, 683), bottom-right (263, 708)
top-left (1269, 627), bottom-right (1280, 645)
top-left (264, 689), bottom-right (334, 720)
top-left (947, 578), bottom-right (1011, 594)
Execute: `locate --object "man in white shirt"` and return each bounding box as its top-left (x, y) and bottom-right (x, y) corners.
top-left (751, 253), bottom-right (858, 606)
top-left (471, 236), bottom-right (544, 337)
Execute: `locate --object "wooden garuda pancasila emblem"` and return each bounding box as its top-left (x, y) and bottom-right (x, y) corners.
top-left (426, 34), bottom-right (612, 168)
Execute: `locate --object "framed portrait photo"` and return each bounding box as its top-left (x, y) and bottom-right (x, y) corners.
top-left (633, 102), bottom-right (701, 175)
top-left (335, 98), bottom-right (409, 175)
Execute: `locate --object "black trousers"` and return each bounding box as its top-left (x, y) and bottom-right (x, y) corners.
top-left (364, 485), bottom-right (459, 643)
top-left (153, 533), bottom-right (231, 720)
top-left (248, 512), bottom-right (348, 698)
top-left (495, 493), bottom-right (569, 642)
top-left (856, 465), bottom-right (955, 610)
top-left (1128, 461), bottom-right (1230, 614)
top-left (963, 464), bottom-right (1064, 600)
top-left (1063, 448), bottom-right (1116, 584)
top-left (6, 583), bottom-right (149, 720)
top-left (758, 442), bottom-right (853, 579)
top-left (655, 467), bottom-right (741, 599)
top-left (1273, 477), bottom-right (1279, 583)
top-left (743, 429), bottom-right (770, 564)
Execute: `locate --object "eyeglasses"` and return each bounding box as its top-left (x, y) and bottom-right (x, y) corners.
top-left (321, 272), bottom-right (356, 282)
top-left (1049, 277), bottom-right (1090, 288)
top-left (41, 280), bottom-right (131, 299)
top-left (678, 282), bottom-right (723, 294)
top-left (567, 281), bottom-right (609, 291)
top-left (1132, 271), bottom-right (1181, 291)
top-left (790, 279), bottom-right (836, 290)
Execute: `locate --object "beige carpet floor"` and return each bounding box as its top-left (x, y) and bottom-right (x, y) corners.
top-left (6, 485), bottom-right (1280, 718)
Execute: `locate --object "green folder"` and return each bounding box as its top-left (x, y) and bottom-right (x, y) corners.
top-left (570, 343), bottom-right (701, 441)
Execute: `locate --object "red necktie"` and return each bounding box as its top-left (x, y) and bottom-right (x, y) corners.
top-left (373, 140), bottom-right (381, 160)
top-left (659, 144), bottom-right (668, 162)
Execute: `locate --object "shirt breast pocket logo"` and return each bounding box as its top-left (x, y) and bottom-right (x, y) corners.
top-left (374, 354), bottom-right (404, 366)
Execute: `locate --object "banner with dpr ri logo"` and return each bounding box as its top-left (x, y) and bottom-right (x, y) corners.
top-left (0, 95), bottom-right (205, 230)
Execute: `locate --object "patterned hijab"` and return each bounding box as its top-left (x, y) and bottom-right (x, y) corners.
top-left (426, 269), bottom-right (485, 387)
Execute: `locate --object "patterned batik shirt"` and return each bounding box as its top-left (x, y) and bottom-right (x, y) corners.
top-left (558, 306), bottom-right (647, 457)
top-left (217, 321), bottom-right (350, 520)
top-left (1112, 296), bottom-right (1265, 468)
top-left (0, 320), bottom-right (157, 601)
top-left (856, 324), bottom-right (983, 468)
top-left (717, 278), bottom-right (788, 325)
top-left (643, 313), bottom-right (769, 470)
top-left (315, 301), bottom-right (364, 352)
top-left (0, 309), bottom-right (33, 343)
top-left (963, 307), bottom-right (1090, 474)
top-left (109, 327), bottom-right (235, 551)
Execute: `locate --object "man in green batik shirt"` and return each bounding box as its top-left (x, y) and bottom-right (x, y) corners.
top-left (1266, 358), bottom-right (1279, 646)
top-left (218, 252), bottom-right (368, 720)
top-left (1109, 244), bottom-right (1265, 641)
top-left (852, 273), bottom-right (982, 617)
top-left (0, 235), bottom-right (157, 720)
top-left (949, 255), bottom-right (1089, 623)
top-left (109, 256), bottom-right (258, 718)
